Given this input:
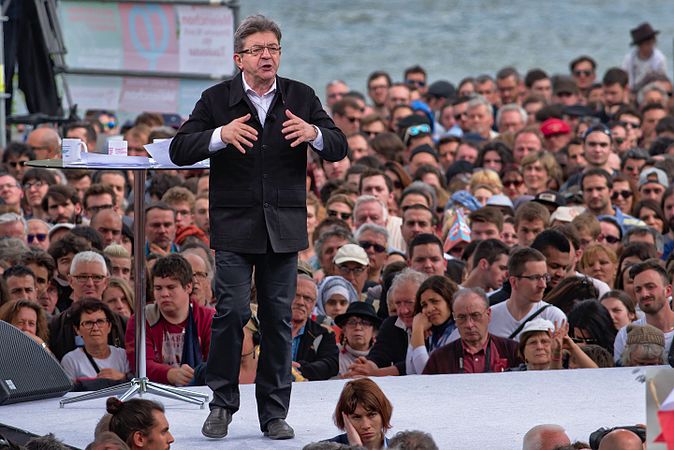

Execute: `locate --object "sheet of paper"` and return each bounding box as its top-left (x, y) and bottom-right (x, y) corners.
top-left (144, 138), bottom-right (210, 169)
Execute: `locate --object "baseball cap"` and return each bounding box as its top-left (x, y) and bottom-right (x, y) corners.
top-left (639, 167), bottom-right (669, 188)
top-left (521, 318), bottom-right (555, 335)
top-left (333, 244), bottom-right (369, 266)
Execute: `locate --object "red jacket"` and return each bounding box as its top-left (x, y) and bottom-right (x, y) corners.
top-left (125, 302), bottom-right (214, 384)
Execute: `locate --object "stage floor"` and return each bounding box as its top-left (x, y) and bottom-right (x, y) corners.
top-left (0, 367), bottom-right (650, 449)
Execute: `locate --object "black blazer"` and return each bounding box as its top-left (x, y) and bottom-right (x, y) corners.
top-left (169, 72), bottom-right (347, 253)
top-left (295, 319), bottom-right (339, 381)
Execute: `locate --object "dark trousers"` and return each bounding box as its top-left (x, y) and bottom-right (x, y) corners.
top-left (206, 248), bottom-right (297, 430)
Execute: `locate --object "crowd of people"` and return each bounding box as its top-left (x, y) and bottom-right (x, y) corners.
top-left (0, 19), bottom-right (669, 450)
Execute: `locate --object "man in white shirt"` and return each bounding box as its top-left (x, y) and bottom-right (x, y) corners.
top-left (489, 248), bottom-right (566, 341)
top-left (622, 22), bottom-right (668, 90)
top-left (614, 259), bottom-right (674, 362)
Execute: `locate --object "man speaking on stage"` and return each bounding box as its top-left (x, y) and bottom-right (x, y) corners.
top-left (169, 14), bottom-right (348, 441)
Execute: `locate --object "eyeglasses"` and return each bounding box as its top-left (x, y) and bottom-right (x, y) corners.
top-left (238, 44), bottom-right (281, 56)
top-left (571, 337), bottom-right (598, 345)
top-left (23, 180), bottom-right (45, 190)
top-left (193, 271), bottom-right (209, 279)
top-left (344, 318), bottom-right (374, 328)
top-left (573, 69), bottom-right (593, 77)
top-left (503, 179), bottom-right (523, 187)
top-left (345, 116), bottom-right (361, 123)
top-left (621, 121), bottom-right (641, 130)
top-left (405, 79), bottom-right (426, 88)
top-left (327, 209), bottom-right (351, 220)
top-left (72, 274), bottom-right (107, 284)
top-left (604, 235), bottom-right (621, 244)
top-left (337, 265), bottom-right (367, 275)
top-left (516, 273), bottom-right (551, 283)
top-left (454, 111), bottom-right (468, 120)
top-left (359, 241), bottom-right (386, 253)
top-left (611, 190), bottom-right (633, 200)
top-left (454, 309), bottom-right (488, 324)
top-left (80, 318), bottom-right (109, 330)
top-left (614, 137), bottom-right (625, 145)
top-left (27, 233), bottom-right (47, 244)
top-left (7, 161), bottom-right (26, 168)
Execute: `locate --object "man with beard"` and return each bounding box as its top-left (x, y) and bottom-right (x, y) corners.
top-left (42, 185), bottom-right (82, 225)
top-left (488, 248), bottom-right (567, 341)
top-left (614, 259), bottom-right (674, 362)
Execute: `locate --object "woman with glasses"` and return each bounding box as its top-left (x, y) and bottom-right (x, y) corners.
top-left (567, 299), bottom-right (617, 354)
top-left (60, 298), bottom-right (129, 387)
top-left (632, 198), bottom-right (668, 234)
top-left (334, 302), bottom-right (381, 378)
top-left (324, 194), bottom-right (354, 226)
top-left (21, 169), bottom-right (56, 220)
top-left (597, 216), bottom-right (624, 253)
top-left (513, 318), bottom-right (597, 371)
top-left (579, 243), bottom-right (618, 288)
top-left (610, 174), bottom-right (637, 214)
top-left (406, 275), bottom-right (458, 374)
top-left (501, 164), bottom-right (526, 200)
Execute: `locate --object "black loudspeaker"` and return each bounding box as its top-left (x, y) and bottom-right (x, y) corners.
top-left (0, 321), bottom-right (73, 405)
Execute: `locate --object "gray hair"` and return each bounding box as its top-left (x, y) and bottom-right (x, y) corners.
top-left (0, 212), bottom-right (27, 233)
top-left (637, 82), bottom-right (668, 106)
top-left (522, 424), bottom-right (569, 450)
top-left (0, 237), bottom-right (29, 265)
top-left (388, 268), bottom-right (427, 300)
top-left (315, 228), bottom-right (356, 261)
top-left (71, 251), bottom-right (108, 276)
top-left (496, 103), bottom-right (527, 128)
top-left (451, 287), bottom-right (489, 309)
top-left (234, 15), bottom-right (282, 53)
top-left (354, 223), bottom-right (389, 242)
top-left (389, 430), bottom-right (438, 450)
top-left (467, 95), bottom-right (493, 118)
top-left (621, 342), bottom-right (666, 366)
top-left (353, 194), bottom-right (389, 223)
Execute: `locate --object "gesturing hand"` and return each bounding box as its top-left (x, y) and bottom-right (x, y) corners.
top-left (282, 110), bottom-right (318, 147)
top-left (220, 114), bottom-right (258, 154)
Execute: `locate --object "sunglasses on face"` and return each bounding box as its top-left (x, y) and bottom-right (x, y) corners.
top-left (572, 337), bottom-right (598, 345)
top-left (603, 235), bottom-right (621, 244)
top-left (359, 241), bottom-right (386, 253)
top-left (27, 233), bottom-right (47, 243)
top-left (611, 190), bottom-right (633, 200)
top-left (503, 179), bottom-right (523, 187)
top-left (327, 209), bottom-right (351, 220)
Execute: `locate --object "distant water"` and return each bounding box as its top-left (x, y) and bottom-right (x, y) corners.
top-left (239, 0), bottom-right (674, 99)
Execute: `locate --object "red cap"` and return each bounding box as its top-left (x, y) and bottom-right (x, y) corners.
top-left (540, 118), bottom-right (571, 137)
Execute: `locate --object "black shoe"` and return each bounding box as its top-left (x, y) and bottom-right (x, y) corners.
top-left (201, 407), bottom-right (232, 439)
top-left (263, 419), bottom-right (295, 440)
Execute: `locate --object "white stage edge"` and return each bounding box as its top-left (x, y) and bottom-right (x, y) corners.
top-left (0, 367), bottom-right (649, 449)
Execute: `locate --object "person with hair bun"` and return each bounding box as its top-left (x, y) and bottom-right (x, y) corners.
top-left (106, 397), bottom-right (174, 450)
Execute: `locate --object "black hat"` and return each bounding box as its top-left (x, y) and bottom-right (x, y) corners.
top-left (409, 144), bottom-right (439, 162)
top-left (553, 76), bottom-right (579, 96)
top-left (533, 190), bottom-right (566, 208)
top-left (334, 302), bottom-right (382, 328)
top-left (397, 114), bottom-right (430, 130)
top-left (631, 22), bottom-right (659, 46)
top-left (427, 80), bottom-right (456, 99)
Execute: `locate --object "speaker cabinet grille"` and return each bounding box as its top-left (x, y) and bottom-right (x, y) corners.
top-left (0, 321), bottom-right (73, 405)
